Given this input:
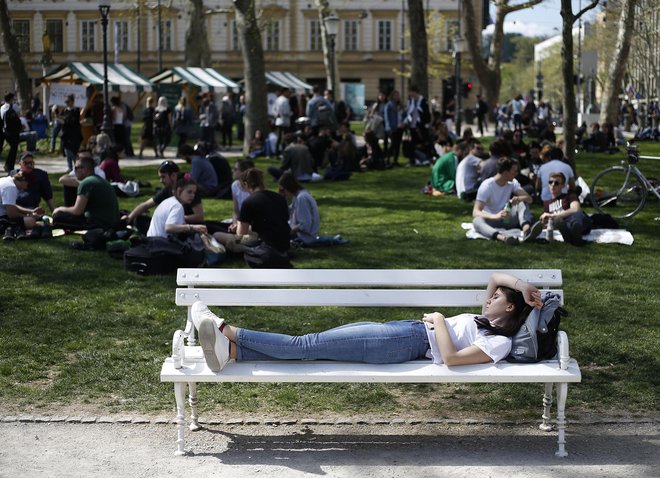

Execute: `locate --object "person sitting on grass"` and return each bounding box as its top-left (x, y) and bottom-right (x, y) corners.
top-left (181, 143), bottom-right (218, 198)
top-left (52, 155), bottom-right (119, 231)
top-left (10, 152), bottom-right (55, 215)
top-left (540, 172), bottom-right (592, 246)
top-left (123, 160), bottom-right (204, 234)
top-left (472, 157), bottom-right (542, 245)
top-left (0, 171), bottom-right (43, 240)
top-left (536, 145), bottom-right (575, 203)
top-left (213, 168), bottom-right (290, 254)
top-left (189, 272), bottom-right (542, 372)
top-left (426, 141), bottom-right (469, 196)
top-left (146, 176), bottom-right (207, 239)
top-left (455, 140), bottom-right (483, 201)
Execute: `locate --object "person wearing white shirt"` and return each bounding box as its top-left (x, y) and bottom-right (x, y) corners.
top-left (273, 88), bottom-right (292, 156)
top-left (190, 272), bottom-right (543, 372)
top-left (472, 157), bottom-right (542, 245)
top-left (147, 177), bottom-right (207, 238)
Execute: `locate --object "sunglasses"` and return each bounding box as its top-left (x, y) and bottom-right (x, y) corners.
top-left (548, 180), bottom-right (563, 186)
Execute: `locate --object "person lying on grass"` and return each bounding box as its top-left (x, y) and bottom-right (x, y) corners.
top-left (190, 272), bottom-right (543, 372)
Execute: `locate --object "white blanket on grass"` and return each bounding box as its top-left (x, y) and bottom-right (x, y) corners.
top-left (461, 222), bottom-right (634, 245)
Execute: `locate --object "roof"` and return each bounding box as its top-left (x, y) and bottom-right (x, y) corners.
top-left (265, 71), bottom-right (313, 94)
top-left (150, 67), bottom-right (239, 92)
top-left (42, 62), bottom-right (153, 92)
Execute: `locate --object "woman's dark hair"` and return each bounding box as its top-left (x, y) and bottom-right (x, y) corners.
top-left (241, 168), bottom-right (265, 191)
top-left (236, 159), bottom-right (254, 173)
top-left (278, 171), bottom-right (303, 195)
top-left (176, 176), bottom-right (197, 190)
top-left (475, 286), bottom-right (531, 337)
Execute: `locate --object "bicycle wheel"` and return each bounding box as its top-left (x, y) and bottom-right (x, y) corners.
top-left (590, 166), bottom-right (647, 218)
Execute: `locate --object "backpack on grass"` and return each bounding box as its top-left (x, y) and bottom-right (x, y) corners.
top-left (506, 292), bottom-right (567, 363)
top-left (124, 234), bottom-right (206, 275)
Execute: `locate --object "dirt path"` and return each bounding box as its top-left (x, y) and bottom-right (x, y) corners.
top-left (1, 420), bottom-right (658, 478)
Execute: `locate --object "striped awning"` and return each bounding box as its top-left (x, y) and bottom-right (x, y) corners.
top-left (150, 67), bottom-right (239, 92)
top-left (265, 71), bottom-right (313, 94)
top-left (42, 62), bottom-right (153, 92)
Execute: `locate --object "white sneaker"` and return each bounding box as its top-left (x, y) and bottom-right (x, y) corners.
top-left (191, 301), bottom-right (225, 332)
top-left (198, 317), bottom-right (230, 372)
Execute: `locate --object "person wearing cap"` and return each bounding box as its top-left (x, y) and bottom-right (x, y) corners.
top-left (122, 160), bottom-right (204, 234)
top-left (10, 152), bottom-right (55, 213)
top-left (181, 143), bottom-right (218, 197)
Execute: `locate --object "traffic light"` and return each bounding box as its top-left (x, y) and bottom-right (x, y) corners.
top-left (462, 81), bottom-right (473, 98)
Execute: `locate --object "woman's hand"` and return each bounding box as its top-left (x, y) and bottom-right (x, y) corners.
top-left (422, 312), bottom-right (444, 323)
top-left (519, 282), bottom-right (543, 308)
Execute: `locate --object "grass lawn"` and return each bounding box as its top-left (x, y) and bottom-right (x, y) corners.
top-left (0, 138), bottom-right (658, 420)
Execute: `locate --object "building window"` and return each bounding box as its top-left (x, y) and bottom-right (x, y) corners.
top-left (344, 20), bottom-right (358, 51)
top-left (159, 20), bottom-right (173, 51)
top-left (310, 19), bottom-right (322, 51)
top-left (377, 20), bottom-right (392, 51)
top-left (12, 20), bottom-right (30, 53)
top-left (231, 20), bottom-right (240, 51)
top-left (81, 20), bottom-right (96, 52)
top-left (114, 20), bottom-right (129, 51)
top-left (46, 20), bottom-right (64, 53)
top-left (445, 19), bottom-right (459, 51)
top-left (265, 20), bottom-right (280, 51)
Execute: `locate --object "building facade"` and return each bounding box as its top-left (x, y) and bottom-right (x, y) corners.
top-left (1, 0), bottom-right (483, 103)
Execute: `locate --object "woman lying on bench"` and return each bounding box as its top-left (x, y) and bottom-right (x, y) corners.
top-left (192, 272), bottom-right (543, 372)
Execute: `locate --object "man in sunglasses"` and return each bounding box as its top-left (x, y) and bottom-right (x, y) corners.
top-left (539, 172), bottom-right (591, 246)
top-left (122, 160), bottom-right (204, 234)
top-left (10, 152), bottom-right (55, 214)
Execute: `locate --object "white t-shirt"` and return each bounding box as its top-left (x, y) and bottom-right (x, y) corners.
top-left (476, 177), bottom-right (522, 215)
top-left (424, 313), bottom-right (512, 364)
top-left (231, 180), bottom-right (250, 213)
top-left (0, 176), bottom-right (18, 217)
top-left (147, 196), bottom-right (184, 238)
top-left (538, 160), bottom-right (574, 201)
top-left (274, 95), bottom-right (291, 127)
top-left (455, 154), bottom-right (481, 196)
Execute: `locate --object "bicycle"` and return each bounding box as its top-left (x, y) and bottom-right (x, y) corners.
top-left (590, 143), bottom-right (660, 218)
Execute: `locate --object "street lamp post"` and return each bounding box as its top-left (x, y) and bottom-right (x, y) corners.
top-left (99, 2), bottom-right (113, 139)
top-left (323, 15), bottom-right (339, 95)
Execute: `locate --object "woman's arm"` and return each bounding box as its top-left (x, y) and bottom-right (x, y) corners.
top-left (423, 313), bottom-right (492, 366)
top-left (482, 272), bottom-right (543, 315)
top-left (165, 223), bottom-right (206, 235)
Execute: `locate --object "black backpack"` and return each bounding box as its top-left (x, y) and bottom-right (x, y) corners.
top-left (507, 292), bottom-right (568, 363)
top-left (3, 106), bottom-right (22, 140)
top-left (124, 234), bottom-right (206, 275)
top-left (316, 102), bottom-right (336, 129)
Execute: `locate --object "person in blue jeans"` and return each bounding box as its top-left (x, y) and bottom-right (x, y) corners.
top-left (191, 272), bottom-right (543, 372)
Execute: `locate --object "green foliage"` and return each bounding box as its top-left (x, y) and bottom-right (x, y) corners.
top-left (1, 142), bottom-right (659, 418)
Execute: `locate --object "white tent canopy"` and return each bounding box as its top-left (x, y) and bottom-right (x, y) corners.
top-left (150, 67), bottom-right (239, 92)
top-left (42, 62), bottom-right (153, 92)
top-left (265, 71), bottom-right (313, 94)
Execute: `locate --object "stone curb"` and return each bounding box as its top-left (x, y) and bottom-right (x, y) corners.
top-left (1, 415), bottom-right (658, 426)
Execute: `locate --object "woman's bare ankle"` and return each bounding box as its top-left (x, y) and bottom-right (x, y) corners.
top-left (222, 324), bottom-right (237, 342)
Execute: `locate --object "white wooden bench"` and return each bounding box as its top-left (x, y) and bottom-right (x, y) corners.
top-left (161, 268), bottom-right (581, 457)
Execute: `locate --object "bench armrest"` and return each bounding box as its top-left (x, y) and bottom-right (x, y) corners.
top-left (557, 331), bottom-right (570, 370)
top-left (172, 330), bottom-right (185, 369)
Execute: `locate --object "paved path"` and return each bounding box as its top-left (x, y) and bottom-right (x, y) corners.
top-left (1, 420), bottom-right (657, 477)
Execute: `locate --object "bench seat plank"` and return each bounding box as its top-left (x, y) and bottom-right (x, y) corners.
top-left (161, 351), bottom-right (581, 384)
top-left (175, 288), bottom-right (564, 307)
top-left (177, 268), bottom-right (563, 288)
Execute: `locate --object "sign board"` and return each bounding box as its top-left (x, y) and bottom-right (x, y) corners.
top-left (49, 83), bottom-right (87, 107)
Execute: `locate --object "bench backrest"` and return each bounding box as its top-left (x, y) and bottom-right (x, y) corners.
top-left (175, 269), bottom-right (563, 308)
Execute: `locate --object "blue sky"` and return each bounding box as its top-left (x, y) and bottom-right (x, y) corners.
top-left (486, 0), bottom-right (602, 37)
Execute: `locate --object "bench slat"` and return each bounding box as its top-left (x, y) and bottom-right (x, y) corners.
top-left (161, 355), bottom-right (581, 384)
top-left (175, 288), bottom-right (564, 307)
top-left (177, 268), bottom-right (563, 288)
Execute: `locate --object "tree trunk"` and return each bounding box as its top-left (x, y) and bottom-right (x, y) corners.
top-left (185, 0), bottom-right (211, 67)
top-left (315, 1), bottom-right (337, 94)
top-left (560, 0), bottom-right (599, 173)
top-left (0, 0), bottom-right (32, 111)
top-left (234, 0), bottom-right (268, 155)
top-left (599, 0), bottom-right (637, 125)
top-left (560, 0), bottom-right (577, 174)
top-left (407, 0), bottom-right (428, 99)
top-left (463, 0), bottom-right (543, 118)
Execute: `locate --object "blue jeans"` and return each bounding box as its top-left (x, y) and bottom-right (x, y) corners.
top-left (235, 320), bottom-right (429, 364)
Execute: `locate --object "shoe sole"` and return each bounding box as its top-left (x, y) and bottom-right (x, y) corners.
top-left (198, 319), bottom-right (224, 372)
